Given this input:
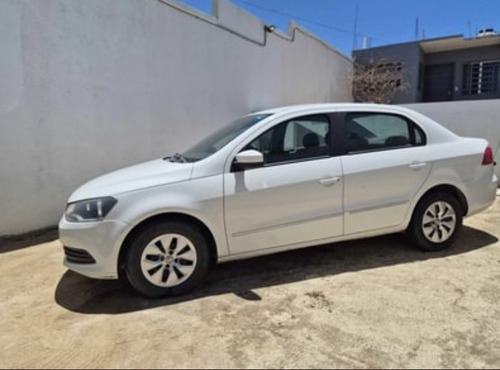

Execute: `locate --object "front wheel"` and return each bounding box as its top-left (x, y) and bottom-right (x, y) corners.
top-left (407, 192), bottom-right (463, 251)
top-left (125, 221), bottom-right (210, 298)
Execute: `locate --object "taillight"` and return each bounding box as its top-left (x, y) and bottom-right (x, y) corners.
top-left (482, 146), bottom-right (494, 165)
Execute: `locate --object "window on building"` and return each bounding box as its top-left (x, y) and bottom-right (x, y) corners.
top-left (462, 61), bottom-right (500, 95)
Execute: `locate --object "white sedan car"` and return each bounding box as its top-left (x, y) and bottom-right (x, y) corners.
top-left (59, 104), bottom-right (497, 297)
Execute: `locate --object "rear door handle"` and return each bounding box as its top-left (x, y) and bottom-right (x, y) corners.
top-left (319, 177), bottom-right (341, 186)
top-left (409, 161), bottom-right (428, 170)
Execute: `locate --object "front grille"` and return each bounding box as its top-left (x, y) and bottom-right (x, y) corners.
top-left (63, 246), bottom-right (96, 264)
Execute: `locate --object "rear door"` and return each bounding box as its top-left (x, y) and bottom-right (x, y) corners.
top-left (338, 111), bottom-right (431, 235)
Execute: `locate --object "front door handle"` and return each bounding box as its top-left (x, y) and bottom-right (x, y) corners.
top-left (409, 162), bottom-right (428, 170)
top-left (319, 177), bottom-right (341, 186)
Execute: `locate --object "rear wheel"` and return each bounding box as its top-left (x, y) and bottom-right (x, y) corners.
top-left (125, 221), bottom-right (210, 298)
top-left (407, 192), bottom-right (463, 251)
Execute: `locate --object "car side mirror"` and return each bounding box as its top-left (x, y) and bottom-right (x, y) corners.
top-left (233, 149), bottom-right (264, 171)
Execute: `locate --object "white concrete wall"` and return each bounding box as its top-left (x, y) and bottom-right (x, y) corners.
top-left (404, 99), bottom-right (500, 181)
top-left (0, 0), bottom-right (352, 236)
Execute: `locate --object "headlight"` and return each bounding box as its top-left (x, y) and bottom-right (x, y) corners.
top-left (65, 197), bottom-right (118, 222)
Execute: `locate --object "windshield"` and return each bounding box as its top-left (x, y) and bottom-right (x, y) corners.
top-left (178, 114), bottom-right (271, 162)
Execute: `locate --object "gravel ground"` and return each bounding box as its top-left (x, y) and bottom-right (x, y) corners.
top-left (1, 193), bottom-right (499, 368)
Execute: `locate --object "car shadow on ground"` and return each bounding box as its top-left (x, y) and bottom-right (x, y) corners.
top-left (55, 225), bottom-right (497, 314)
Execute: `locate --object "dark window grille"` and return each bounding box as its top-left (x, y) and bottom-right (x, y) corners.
top-left (462, 61), bottom-right (499, 95)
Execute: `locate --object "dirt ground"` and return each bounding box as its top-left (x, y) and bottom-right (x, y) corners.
top-left (1, 194), bottom-right (499, 369)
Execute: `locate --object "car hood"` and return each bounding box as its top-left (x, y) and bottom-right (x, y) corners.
top-left (68, 159), bottom-right (193, 202)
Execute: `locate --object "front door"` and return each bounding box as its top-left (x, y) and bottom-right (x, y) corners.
top-left (223, 114), bottom-right (344, 255)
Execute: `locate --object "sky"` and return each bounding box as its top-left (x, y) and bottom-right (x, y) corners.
top-left (175, 0), bottom-right (500, 55)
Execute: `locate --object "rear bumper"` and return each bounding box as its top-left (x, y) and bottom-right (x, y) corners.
top-left (465, 174), bottom-right (498, 217)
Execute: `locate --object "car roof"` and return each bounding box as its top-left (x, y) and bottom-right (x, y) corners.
top-left (254, 103), bottom-right (414, 115)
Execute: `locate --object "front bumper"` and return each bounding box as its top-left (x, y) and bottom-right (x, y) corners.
top-left (59, 217), bottom-right (130, 279)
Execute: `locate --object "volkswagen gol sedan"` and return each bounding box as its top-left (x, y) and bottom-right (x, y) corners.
top-left (59, 104), bottom-right (497, 297)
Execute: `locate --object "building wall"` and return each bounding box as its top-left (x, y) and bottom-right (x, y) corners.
top-left (416, 47), bottom-right (426, 102)
top-left (354, 40), bottom-right (500, 104)
top-left (404, 99), bottom-right (500, 181)
top-left (0, 0), bottom-right (352, 236)
top-left (424, 45), bottom-right (500, 101)
top-left (352, 42), bottom-right (421, 103)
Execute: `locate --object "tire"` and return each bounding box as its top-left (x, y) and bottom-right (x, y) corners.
top-left (125, 221), bottom-right (210, 298)
top-left (406, 192), bottom-right (463, 251)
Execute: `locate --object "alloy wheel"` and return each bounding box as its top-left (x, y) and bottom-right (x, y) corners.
top-left (140, 233), bottom-right (198, 287)
top-left (421, 201), bottom-right (457, 243)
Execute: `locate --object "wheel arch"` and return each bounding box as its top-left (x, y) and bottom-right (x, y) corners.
top-left (415, 184), bottom-right (469, 217)
top-left (118, 213), bottom-right (218, 277)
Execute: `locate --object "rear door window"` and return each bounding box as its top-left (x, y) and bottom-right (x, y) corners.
top-left (344, 113), bottom-right (425, 153)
